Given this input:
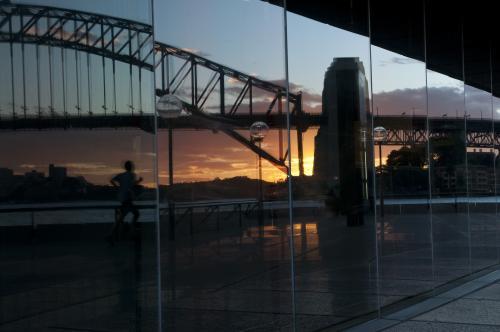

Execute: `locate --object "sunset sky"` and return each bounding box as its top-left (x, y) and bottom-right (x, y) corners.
top-left (2, 0), bottom-right (499, 187)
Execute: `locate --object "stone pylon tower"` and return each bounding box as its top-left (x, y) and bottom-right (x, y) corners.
top-left (313, 57), bottom-right (371, 226)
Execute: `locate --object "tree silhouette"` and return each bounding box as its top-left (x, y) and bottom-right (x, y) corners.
top-left (384, 145), bottom-right (428, 195)
top-left (386, 145), bottom-right (427, 169)
top-left (429, 134), bottom-right (466, 193)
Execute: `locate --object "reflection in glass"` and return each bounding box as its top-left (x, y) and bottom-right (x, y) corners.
top-left (464, 23), bottom-right (496, 270)
top-left (288, 2), bottom-right (377, 328)
top-left (314, 58), bottom-right (371, 226)
top-left (0, 1), bottom-right (158, 330)
top-left (3, 0), bottom-right (500, 330)
top-left (370, 0), bottom-right (434, 315)
top-left (426, 0), bottom-right (469, 283)
top-left (156, 0), bottom-right (294, 330)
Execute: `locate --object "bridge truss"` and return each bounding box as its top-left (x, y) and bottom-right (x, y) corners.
top-left (0, 3), bottom-right (305, 175)
top-left (1, 3), bottom-right (500, 177)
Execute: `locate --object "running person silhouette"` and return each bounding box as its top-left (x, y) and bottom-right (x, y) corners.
top-left (108, 160), bottom-right (143, 244)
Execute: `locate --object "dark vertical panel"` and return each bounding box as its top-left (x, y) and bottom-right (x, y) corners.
top-left (371, 0), bottom-right (433, 312)
top-left (491, 29), bottom-right (500, 267)
top-left (155, 0), bottom-right (294, 330)
top-left (426, 0), bottom-right (469, 283)
top-left (463, 17), bottom-right (496, 271)
top-left (288, 0), bottom-right (377, 329)
top-left (0, 2), bottom-right (159, 330)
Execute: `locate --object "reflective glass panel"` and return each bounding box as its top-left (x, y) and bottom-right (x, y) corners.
top-left (426, 1), bottom-right (469, 283)
top-left (0, 1), bottom-right (158, 330)
top-left (463, 23), bottom-right (496, 270)
top-left (155, 0), bottom-right (294, 330)
top-left (288, 1), bottom-right (377, 328)
top-left (370, 0), bottom-right (434, 311)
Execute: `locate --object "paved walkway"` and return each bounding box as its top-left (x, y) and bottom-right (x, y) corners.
top-left (347, 269), bottom-right (500, 331)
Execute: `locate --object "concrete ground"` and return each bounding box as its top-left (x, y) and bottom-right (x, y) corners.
top-left (346, 269), bottom-right (500, 331)
top-left (1, 206), bottom-right (500, 331)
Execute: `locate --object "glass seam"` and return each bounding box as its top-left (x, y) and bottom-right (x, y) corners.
top-left (282, 1), bottom-right (297, 330)
top-left (367, 0), bottom-right (382, 318)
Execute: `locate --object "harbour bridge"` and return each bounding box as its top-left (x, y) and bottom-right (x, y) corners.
top-left (1, 3), bottom-right (499, 176)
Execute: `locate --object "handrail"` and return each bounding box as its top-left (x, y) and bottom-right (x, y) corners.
top-left (0, 199), bottom-right (260, 213)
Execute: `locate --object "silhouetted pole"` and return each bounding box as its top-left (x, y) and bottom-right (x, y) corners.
top-left (374, 126), bottom-right (387, 218)
top-left (250, 121), bottom-right (269, 227)
top-left (296, 93), bottom-right (305, 176)
top-left (168, 125), bottom-right (175, 240)
top-left (157, 94), bottom-right (183, 241)
top-left (297, 128), bottom-right (305, 176)
top-left (378, 142), bottom-right (384, 217)
top-left (258, 140), bottom-right (263, 225)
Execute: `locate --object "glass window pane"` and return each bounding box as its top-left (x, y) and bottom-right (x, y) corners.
top-left (464, 21), bottom-right (496, 271)
top-left (370, 0), bottom-right (433, 313)
top-left (493, 41), bottom-right (500, 270)
top-left (155, 0), bottom-right (294, 330)
top-left (426, 1), bottom-right (469, 284)
top-left (0, 2), bottom-right (158, 330)
top-left (288, 1), bottom-right (377, 328)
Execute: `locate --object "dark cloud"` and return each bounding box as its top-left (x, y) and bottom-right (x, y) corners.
top-left (464, 85), bottom-right (493, 116)
top-left (176, 76), bottom-right (490, 119)
top-left (373, 86), bottom-right (492, 117)
top-left (373, 87), bottom-right (427, 115)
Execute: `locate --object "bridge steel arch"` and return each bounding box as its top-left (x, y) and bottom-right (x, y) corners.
top-left (0, 3), bottom-right (304, 174)
top-left (4, 3), bottom-right (500, 174)
top-left (0, 3), bottom-right (155, 69)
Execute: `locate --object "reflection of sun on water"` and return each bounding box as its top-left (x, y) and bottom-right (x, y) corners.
top-left (243, 223), bottom-right (318, 238)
